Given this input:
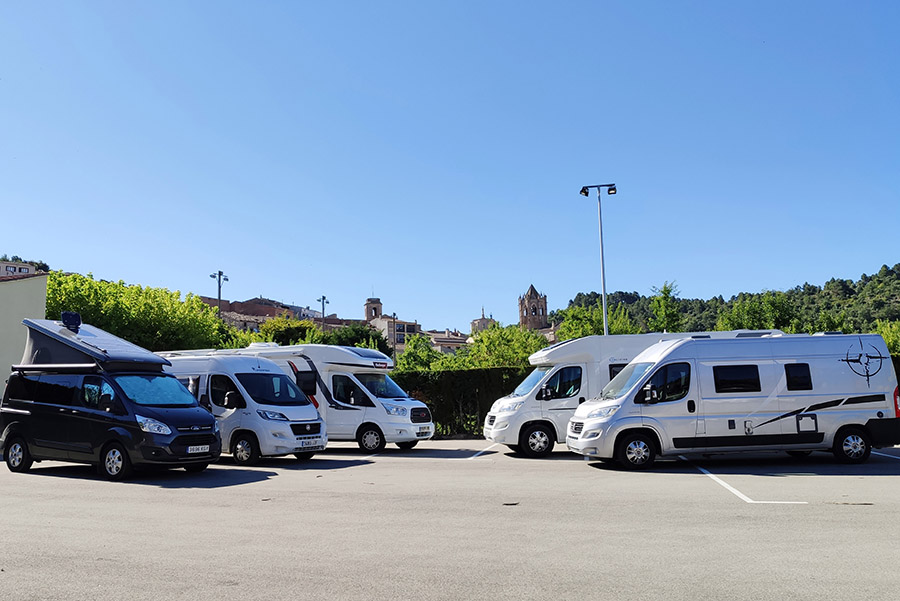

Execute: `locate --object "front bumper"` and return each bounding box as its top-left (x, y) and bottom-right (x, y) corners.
top-left (565, 421), bottom-right (613, 458)
top-left (137, 433), bottom-right (222, 465)
top-left (383, 422), bottom-right (434, 443)
top-left (483, 413), bottom-right (515, 444)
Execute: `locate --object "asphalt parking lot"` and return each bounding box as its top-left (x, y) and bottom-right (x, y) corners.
top-left (2, 440), bottom-right (900, 601)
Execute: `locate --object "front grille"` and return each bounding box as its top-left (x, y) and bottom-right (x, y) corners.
top-left (410, 407), bottom-right (431, 423)
top-left (488, 415), bottom-right (496, 426)
top-left (176, 425), bottom-right (214, 432)
top-left (290, 422), bottom-right (322, 435)
top-left (570, 422), bottom-right (584, 435)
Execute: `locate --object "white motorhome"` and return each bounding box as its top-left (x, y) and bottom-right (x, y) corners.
top-left (482, 331), bottom-right (781, 457)
top-left (162, 354), bottom-right (326, 465)
top-left (164, 344), bottom-right (434, 452)
top-left (566, 334), bottom-right (900, 469)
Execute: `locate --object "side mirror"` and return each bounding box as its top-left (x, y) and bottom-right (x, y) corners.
top-left (540, 387), bottom-right (553, 401)
top-left (641, 384), bottom-right (659, 404)
top-left (349, 390), bottom-right (356, 405)
top-left (224, 391), bottom-right (245, 410)
top-left (99, 394), bottom-right (115, 413)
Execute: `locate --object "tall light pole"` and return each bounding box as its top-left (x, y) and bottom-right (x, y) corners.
top-left (209, 270), bottom-right (229, 313)
top-left (390, 312), bottom-right (397, 357)
top-left (579, 184), bottom-right (617, 335)
top-left (316, 296), bottom-right (329, 331)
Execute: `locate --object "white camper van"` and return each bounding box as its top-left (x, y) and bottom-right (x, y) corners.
top-left (483, 331), bottom-right (781, 458)
top-left (164, 344), bottom-right (434, 453)
top-left (566, 334), bottom-right (900, 469)
top-left (162, 354), bottom-right (326, 465)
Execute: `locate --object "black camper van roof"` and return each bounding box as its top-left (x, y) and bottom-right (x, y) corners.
top-left (21, 319), bottom-right (170, 368)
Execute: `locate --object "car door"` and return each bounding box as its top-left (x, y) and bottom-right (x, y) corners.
top-left (209, 374), bottom-right (245, 450)
top-left (539, 364), bottom-right (586, 442)
top-left (329, 374), bottom-right (373, 437)
top-left (70, 375), bottom-right (120, 461)
top-left (33, 374), bottom-right (81, 460)
top-left (638, 361), bottom-right (699, 452)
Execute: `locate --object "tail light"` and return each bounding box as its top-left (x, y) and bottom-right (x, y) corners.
top-left (894, 386), bottom-right (899, 419)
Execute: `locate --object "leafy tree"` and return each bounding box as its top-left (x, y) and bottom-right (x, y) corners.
top-left (876, 320), bottom-right (900, 355)
top-left (444, 324), bottom-right (547, 369)
top-left (556, 302), bottom-right (640, 341)
top-left (322, 323), bottom-right (391, 356)
top-left (649, 281), bottom-right (684, 332)
top-left (259, 315), bottom-right (323, 345)
top-left (395, 334), bottom-right (443, 372)
top-left (716, 291), bottom-right (796, 331)
top-left (45, 271), bottom-right (226, 351)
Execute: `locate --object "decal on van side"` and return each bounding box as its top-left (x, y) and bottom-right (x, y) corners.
top-left (753, 394), bottom-right (886, 430)
top-left (840, 337), bottom-right (888, 386)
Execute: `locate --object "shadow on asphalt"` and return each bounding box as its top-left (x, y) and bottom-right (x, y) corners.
top-left (503, 450), bottom-right (587, 461)
top-left (320, 446), bottom-right (496, 460)
top-left (586, 449), bottom-right (900, 477)
top-left (16, 462), bottom-right (278, 488)
top-left (217, 455), bottom-right (373, 470)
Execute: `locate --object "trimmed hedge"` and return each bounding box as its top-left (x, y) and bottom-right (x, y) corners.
top-left (393, 367), bottom-right (529, 437)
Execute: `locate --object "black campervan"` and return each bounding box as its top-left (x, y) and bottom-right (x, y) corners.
top-left (1, 313), bottom-right (221, 480)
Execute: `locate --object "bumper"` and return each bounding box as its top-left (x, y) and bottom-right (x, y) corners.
top-left (566, 423), bottom-right (614, 458)
top-left (383, 422), bottom-right (434, 443)
top-left (483, 413), bottom-right (515, 444)
top-left (259, 420), bottom-right (328, 456)
top-left (137, 436), bottom-right (222, 465)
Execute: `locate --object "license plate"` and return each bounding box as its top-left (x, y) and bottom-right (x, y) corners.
top-left (187, 445), bottom-right (209, 454)
top-left (300, 439), bottom-right (320, 447)
top-left (418, 426), bottom-right (431, 433)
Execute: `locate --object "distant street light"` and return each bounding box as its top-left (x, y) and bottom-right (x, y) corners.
top-left (317, 296), bottom-right (329, 331)
top-left (390, 312), bottom-right (397, 357)
top-left (209, 270), bottom-right (229, 313)
top-left (579, 184), bottom-right (617, 336)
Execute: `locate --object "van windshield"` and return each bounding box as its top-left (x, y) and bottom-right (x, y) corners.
top-left (113, 374), bottom-right (198, 407)
top-left (512, 367), bottom-right (550, 397)
top-left (356, 373), bottom-right (408, 399)
top-left (600, 362), bottom-right (654, 400)
top-left (235, 373), bottom-right (311, 407)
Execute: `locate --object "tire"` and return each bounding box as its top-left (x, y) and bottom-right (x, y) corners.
top-left (184, 463), bottom-right (209, 473)
top-left (232, 433), bottom-right (261, 466)
top-left (396, 441), bottom-right (418, 450)
top-left (786, 450), bottom-right (812, 458)
top-left (832, 427), bottom-right (871, 464)
top-left (505, 444), bottom-right (522, 454)
top-left (293, 452), bottom-right (315, 462)
top-left (616, 432), bottom-right (656, 470)
top-left (519, 424), bottom-right (554, 458)
top-left (100, 443), bottom-right (133, 481)
top-left (5, 437), bottom-right (33, 473)
top-left (357, 425), bottom-right (386, 453)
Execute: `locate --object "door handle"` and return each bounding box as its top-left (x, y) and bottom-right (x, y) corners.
top-left (578, 397), bottom-right (586, 404)
top-left (687, 400), bottom-right (696, 414)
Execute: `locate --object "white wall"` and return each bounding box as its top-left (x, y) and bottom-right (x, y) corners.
top-left (0, 275), bottom-right (48, 379)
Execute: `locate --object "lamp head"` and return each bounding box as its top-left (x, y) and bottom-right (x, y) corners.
top-left (579, 186), bottom-right (590, 197)
top-left (607, 185), bottom-right (617, 195)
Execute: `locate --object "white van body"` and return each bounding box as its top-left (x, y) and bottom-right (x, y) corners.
top-left (162, 354), bottom-right (326, 465)
top-left (566, 334), bottom-right (900, 469)
top-left (483, 330), bottom-right (781, 457)
top-left (164, 344), bottom-right (434, 452)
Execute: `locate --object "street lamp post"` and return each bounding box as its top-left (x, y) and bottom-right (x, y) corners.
top-left (579, 184), bottom-right (617, 336)
top-left (209, 270), bottom-right (229, 313)
top-left (316, 296), bottom-right (329, 331)
top-left (390, 312), bottom-right (397, 357)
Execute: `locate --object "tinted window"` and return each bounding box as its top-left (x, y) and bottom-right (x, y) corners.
top-left (542, 366), bottom-right (582, 399)
top-left (713, 365), bottom-right (761, 393)
top-left (81, 376), bottom-right (116, 410)
top-left (4, 374), bottom-right (39, 401)
top-left (37, 374), bottom-right (81, 406)
top-left (785, 363), bottom-right (813, 391)
top-left (333, 375), bottom-right (374, 407)
top-left (356, 373), bottom-right (408, 399)
top-left (609, 364), bottom-right (628, 381)
top-left (210, 375), bottom-right (240, 408)
top-left (643, 363), bottom-right (691, 403)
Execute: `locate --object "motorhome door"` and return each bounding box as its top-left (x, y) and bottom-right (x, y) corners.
top-left (638, 361), bottom-right (700, 450)
top-left (208, 374), bottom-right (245, 448)
top-left (539, 364), bottom-right (587, 442)
top-left (329, 374), bottom-right (374, 437)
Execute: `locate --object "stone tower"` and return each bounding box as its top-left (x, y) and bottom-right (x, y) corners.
top-left (365, 298), bottom-right (383, 322)
top-left (518, 285), bottom-right (548, 330)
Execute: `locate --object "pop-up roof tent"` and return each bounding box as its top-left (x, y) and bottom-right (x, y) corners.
top-left (17, 314), bottom-right (170, 372)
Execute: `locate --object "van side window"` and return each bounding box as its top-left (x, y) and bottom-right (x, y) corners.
top-left (609, 364), bottom-right (628, 381)
top-left (81, 376), bottom-right (116, 410)
top-left (784, 363), bottom-right (813, 391)
top-left (332, 375), bottom-right (375, 407)
top-left (541, 366), bottom-right (582, 399)
top-left (4, 374), bottom-right (39, 401)
top-left (37, 374), bottom-right (81, 406)
top-left (644, 363), bottom-right (691, 402)
top-left (713, 365), bottom-right (761, 393)
top-left (210, 375), bottom-right (240, 407)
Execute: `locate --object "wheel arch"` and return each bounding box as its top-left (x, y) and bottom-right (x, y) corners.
top-left (613, 427), bottom-right (662, 457)
top-left (520, 418), bottom-right (561, 443)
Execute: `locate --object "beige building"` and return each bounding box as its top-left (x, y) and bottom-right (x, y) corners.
top-left (1, 260), bottom-right (37, 277)
top-left (424, 329), bottom-right (469, 354)
top-left (470, 308), bottom-right (497, 334)
top-left (0, 273), bottom-right (49, 373)
top-left (365, 298), bottom-right (421, 357)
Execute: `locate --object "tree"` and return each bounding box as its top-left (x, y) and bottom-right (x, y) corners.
top-left (322, 323), bottom-right (391, 356)
top-left (876, 320), bottom-right (900, 355)
top-left (446, 324), bottom-right (547, 369)
top-left (556, 302), bottom-right (640, 341)
top-left (395, 334), bottom-right (443, 372)
top-left (717, 291), bottom-right (797, 331)
top-left (259, 315), bottom-right (323, 345)
top-left (649, 282), bottom-right (684, 333)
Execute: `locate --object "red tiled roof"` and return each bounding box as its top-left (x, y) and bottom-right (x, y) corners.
top-left (0, 273), bottom-right (48, 283)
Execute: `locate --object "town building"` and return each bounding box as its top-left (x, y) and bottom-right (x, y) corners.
top-left (1, 260), bottom-right (37, 277)
top-left (365, 298), bottom-right (420, 356)
top-left (470, 308), bottom-right (497, 334)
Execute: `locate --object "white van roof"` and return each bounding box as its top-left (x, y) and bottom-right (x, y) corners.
top-left (164, 354), bottom-right (283, 374)
top-left (162, 344), bottom-right (394, 370)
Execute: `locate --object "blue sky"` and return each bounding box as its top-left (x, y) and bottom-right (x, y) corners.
top-left (2, 2), bottom-right (898, 332)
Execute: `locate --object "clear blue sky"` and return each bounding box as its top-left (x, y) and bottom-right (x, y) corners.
top-left (2, 2), bottom-right (898, 332)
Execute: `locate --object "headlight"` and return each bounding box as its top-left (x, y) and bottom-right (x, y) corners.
top-left (497, 401), bottom-right (525, 413)
top-left (136, 415), bottom-right (172, 435)
top-left (257, 410), bottom-right (289, 421)
top-left (587, 405), bottom-right (619, 419)
top-left (382, 403), bottom-right (408, 416)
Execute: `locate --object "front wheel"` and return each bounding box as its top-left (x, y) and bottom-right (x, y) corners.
top-left (232, 434), bottom-right (261, 466)
top-left (5, 437), bottom-right (33, 473)
top-left (519, 424), bottom-right (554, 458)
top-left (396, 441), bottom-right (418, 450)
top-left (294, 452), bottom-right (315, 462)
top-left (832, 428), bottom-right (871, 464)
top-left (357, 425), bottom-right (386, 453)
top-left (616, 433), bottom-right (656, 470)
top-left (100, 443), bottom-right (133, 481)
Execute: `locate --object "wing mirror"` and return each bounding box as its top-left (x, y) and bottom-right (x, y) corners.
top-left (641, 384), bottom-right (659, 404)
top-left (224, 391), bottom-right (245, 410)
top-left (540, 386), bottom-right (554, 401)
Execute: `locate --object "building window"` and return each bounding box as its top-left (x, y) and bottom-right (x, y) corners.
top-left (19, 267), bottom-right (29, 273)
top-left (396, 334), bottom-right (405, 344)
top-left (5, 266), bottom-right (15, 273)
top-left (396, 323), bottom-right (405, 332)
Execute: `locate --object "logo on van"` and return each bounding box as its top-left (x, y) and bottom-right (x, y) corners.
top-left (840, 337), bottom-right (887, 387)
top-left (191, 425), bottom-right (200, 431)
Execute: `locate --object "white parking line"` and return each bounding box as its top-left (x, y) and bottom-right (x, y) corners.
top-left (449, 443), bottom-right (499, 460)
top-left (679, 456), bottom-right (808, 505)
top-left (873, 451), bottom-right (900, 460)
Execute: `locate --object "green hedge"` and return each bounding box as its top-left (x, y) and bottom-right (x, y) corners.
top-left (393, 367), bottom-right (529, 437)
